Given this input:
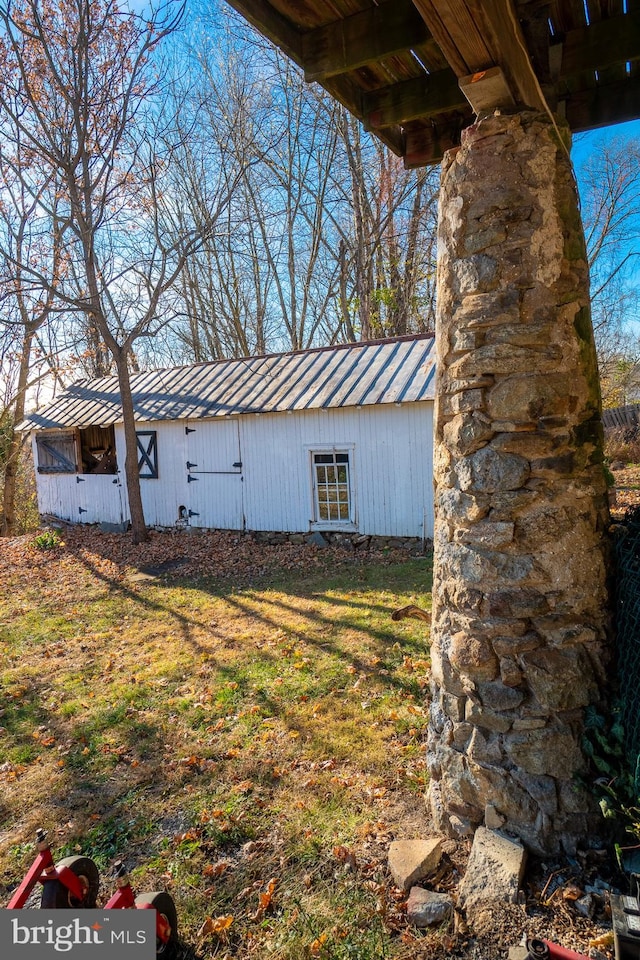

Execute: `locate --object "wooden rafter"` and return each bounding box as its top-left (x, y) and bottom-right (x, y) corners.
top-left (363, 69), bottom-right (466, 129)
top-left (222, 0), bottom-right (640, 166)
top-left (412, 0), bottom-right (548, 111)
top-left (302, 2), bottom-right (431, 82)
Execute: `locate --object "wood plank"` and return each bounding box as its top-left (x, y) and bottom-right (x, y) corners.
top-left (411, 0), bottom-right (491, 74)
top-left (470, 0), bottom-right (548, 109)
top-left (413, 0), bottom-right (547, 110)
top-left (302, 1), bottom-right (430, 81)
top-left (549, 0), bottom-right (590, 33)
top-left (224, 0), bottom-right (304, 64)
top-left (564, 73), bottom-right (640, 129)
top-left (560, 12), bottom-right (640, 77)
top-left (363, 68), bottom-right (467, 128)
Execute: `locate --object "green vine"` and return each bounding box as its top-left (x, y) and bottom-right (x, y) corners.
top-left (582, 703), bottom-right (640, 866)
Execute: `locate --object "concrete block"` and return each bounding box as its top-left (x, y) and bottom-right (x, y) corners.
top-left (458, 827), bottom-right (526, 912)
top-left (388, 838), bottom-right (443, 892)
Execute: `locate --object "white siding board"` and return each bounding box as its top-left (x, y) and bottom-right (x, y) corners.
top-left (185, 419), bottom-right (243, 528)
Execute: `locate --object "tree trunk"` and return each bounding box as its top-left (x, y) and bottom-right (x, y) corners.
top-left (115, 353), bottom-right (148, 544)
top-left (428, 111), bottom-right (611, 855)
top-left (2, 326), bottom-right (35, 536)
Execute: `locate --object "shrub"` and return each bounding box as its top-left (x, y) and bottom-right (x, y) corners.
top-left (605, 428), bottom-right (640, 465)
top-left (32, 528), bottom-right (64, 551)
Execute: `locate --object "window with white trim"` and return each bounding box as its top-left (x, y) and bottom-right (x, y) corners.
top-left (312, 451), bottom-right (352, 523)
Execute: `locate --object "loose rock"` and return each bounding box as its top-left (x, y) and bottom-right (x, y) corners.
top-left (388, 837), bottom-right (443, 891)
top-left (458, 827), bottom-right (526, 914)
top-left (406, 887), bottom-right (453, 928)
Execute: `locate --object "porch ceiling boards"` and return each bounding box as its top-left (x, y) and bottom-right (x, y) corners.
top-left (223, 0), bottom-right (640, 166)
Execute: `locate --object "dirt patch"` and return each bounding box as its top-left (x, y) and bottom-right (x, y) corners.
top-left (0, 523), bottom-right (423, 590)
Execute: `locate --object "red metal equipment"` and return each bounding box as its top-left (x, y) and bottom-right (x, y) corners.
top-left (105, 860), bottom-right (177, 957)
top-left (526, 938), bottom-right (591, 960)
top-left (7, 828), bottom-right (98, 910)
top-left (7, 828), bottom-right (178, 958)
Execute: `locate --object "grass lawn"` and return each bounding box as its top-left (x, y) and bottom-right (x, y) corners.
top-left (0, 531), bottom-right (435, 958)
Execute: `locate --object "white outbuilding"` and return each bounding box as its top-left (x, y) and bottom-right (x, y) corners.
top-left (21, 335), bottom-right (436, 540)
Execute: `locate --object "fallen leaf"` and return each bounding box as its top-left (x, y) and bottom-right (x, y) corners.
top-left (589, 931), bottom-right (614, 949)
top-left (252, 877), bottom-right (277, 921)
top-left (562, 884), bottom-right (584, 901)
top-left (310, 932), bottom-right (328, 956)
top-left (199, 915), bottom-right (234, 937)
top-left (203, 861), bottom-right (231, 878)
top-left (333, 845), bottom-right (357, 870)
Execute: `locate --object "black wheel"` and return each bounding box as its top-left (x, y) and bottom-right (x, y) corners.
top-left (40, 856), bottom-right (100, 908)
top-left (135, 891), bottom-right (178, 958)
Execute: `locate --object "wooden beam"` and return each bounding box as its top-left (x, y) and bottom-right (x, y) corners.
top-left (223, 0), bottom-right (303, 65)
top-left (459, 66), bottom-right (515, 113)
top-left (404, 114), bottom-right (472, 167)
top-left (411, 0), bottom-right (490, 74)
top-left (302, 2), bottom-right (430, 82)
top-left (564, 75), bottom-right (640, 131)
top-left (412, 0), bottom-right (548, 110)
top-left (363, 69), bottom-right (467, 129)
top-left (560, 12), bottom-right (640, 78)
top-left (469, 0), bottom-right (548, 110)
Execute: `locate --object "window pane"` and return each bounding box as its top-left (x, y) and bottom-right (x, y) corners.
top-left (312, 450), bottom-right (351, 524)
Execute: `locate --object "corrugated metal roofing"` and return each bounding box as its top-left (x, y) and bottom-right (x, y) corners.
top-left (20, 335), bottom-right (436, 431)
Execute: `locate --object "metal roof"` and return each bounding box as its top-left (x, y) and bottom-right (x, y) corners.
top-left (20, 335), bottom-right (436, 431)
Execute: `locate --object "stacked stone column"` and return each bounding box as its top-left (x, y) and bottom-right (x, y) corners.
top-left (428, 111), bottom-right (611, 855)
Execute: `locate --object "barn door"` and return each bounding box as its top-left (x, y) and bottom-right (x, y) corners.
top-left (185, 419), bottom-right (244, 529)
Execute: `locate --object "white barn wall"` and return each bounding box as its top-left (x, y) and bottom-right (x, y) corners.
top-left (239, 403), bottom-right (434, 538)
top-left (116, 421), bottom-right (185, 529)
top-left (34, 401), bottom-right (434, 538)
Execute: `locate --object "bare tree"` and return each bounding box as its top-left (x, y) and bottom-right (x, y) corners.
top-left (335, 110), bottom-right (438, 342)
top-left (0, 102), bottom-right (70, 534)
top-left (0, 0), bottom-right (236, 542)
top-left (161, 13), bottom-right (438, 364)
top-left (164, 25), bottom-right (344, 360)
top-left (578, 135), bottom-right (640, 387)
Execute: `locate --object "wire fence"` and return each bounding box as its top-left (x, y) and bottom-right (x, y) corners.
top-left (615, 506), bottom-right (640, 777)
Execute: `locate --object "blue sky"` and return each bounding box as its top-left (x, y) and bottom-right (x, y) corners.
top-left (572, 118), bottom-right (640, 167)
